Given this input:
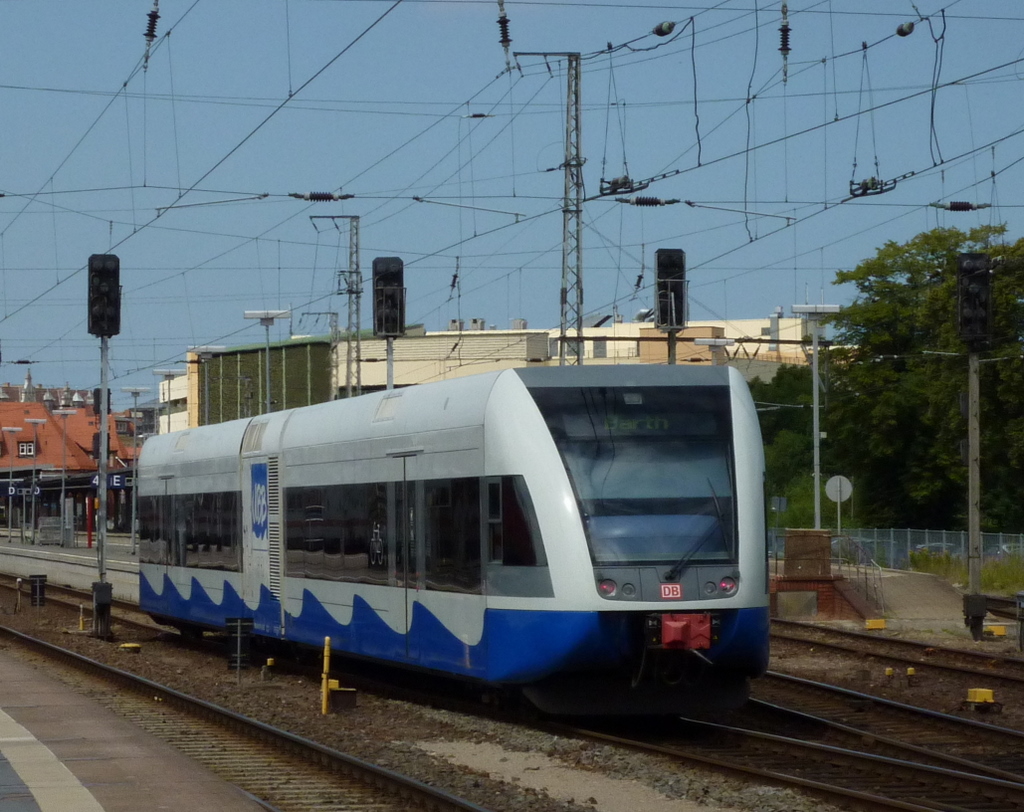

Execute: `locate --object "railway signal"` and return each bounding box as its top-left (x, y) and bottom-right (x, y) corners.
top-left (372, 257), bottom-right (406, 338)
top-left (654, 248), bottom-right (686, 330)
top-left (87, 254), bottom-right (121, 338)
top-left (957, 252), bottom-right (993, 346)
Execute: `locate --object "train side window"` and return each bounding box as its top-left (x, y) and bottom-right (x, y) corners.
top-left (140, 490), bottom-right (240, 570)
top-left (424, 478), bottom-right (481, 593)
top-left (486, 476), bottom-right (545, 567)
top-left (340, 482), bottom-right (388, 585)
top-left (486, 479), bottom-right (503, 562)
top-left (501, 476), bottom-right (545, 566)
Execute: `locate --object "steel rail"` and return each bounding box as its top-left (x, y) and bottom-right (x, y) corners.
top-left (0, 625), bottom-right (492, 812)
top-left (555, 717), bottom-right (1024, 812)
top-left (752, 671), bottom-right (1024, 783)
top-left (772, 619), bottom-right (1024, 684)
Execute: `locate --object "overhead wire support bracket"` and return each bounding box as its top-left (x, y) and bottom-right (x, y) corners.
top-left (590, 166), bottom-right (685, 200)
top-left (843, 171), bottom-right (915, 202)
top-left (684, 200), bottom-right (794, 223)
top-left (600, 176), bottom-right (650, 196)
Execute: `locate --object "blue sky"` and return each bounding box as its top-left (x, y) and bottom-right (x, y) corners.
top-left (2, 1), bottom-right (1023, 406)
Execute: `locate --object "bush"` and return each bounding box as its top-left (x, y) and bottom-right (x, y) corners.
top-left (910, 551), bottom-right (1024, 595)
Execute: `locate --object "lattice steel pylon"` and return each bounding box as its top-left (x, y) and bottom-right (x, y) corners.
top-left (560, 53), bottom-right (584, 365)
top-left (341, 217), bottom-right (362, 397)
top-left (518, 51), bottom-right (584, 365)
top-left (311, 214), bottom-right (361, 398)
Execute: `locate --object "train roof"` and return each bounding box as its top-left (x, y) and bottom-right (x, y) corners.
top-left (138, 365), bottom-right (744, 473)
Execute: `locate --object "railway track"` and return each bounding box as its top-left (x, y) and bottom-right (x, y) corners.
top-left (751, 671), bottom-right (1024, 782)
top-left (0, 625), bottom-right (492, 812)
top-left (562, 702), bottom-right (1024, 812)
top-left (772, 618), bottom-right (1024, 686)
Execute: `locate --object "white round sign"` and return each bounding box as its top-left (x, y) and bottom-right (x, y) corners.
top-left (825, 475), bottom-right (853, 503)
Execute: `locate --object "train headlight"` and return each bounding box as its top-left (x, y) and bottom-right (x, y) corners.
top-left (718, 576), bottom-right (738, 595)
top-left (598, 579), bottom-right (618, 597)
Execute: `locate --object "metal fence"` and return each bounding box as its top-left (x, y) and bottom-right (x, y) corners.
top-left (768, 527), bottom-right (1024, 571)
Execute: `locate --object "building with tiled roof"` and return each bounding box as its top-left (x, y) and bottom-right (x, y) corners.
top-left (0, 398), bottom-right (135, 542)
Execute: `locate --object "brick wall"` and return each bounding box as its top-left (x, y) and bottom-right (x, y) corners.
top-left (770, 575), bottom-right (866, 620)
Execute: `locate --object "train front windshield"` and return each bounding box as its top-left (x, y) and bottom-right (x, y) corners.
top-left (529, 385), bottom-right (736, 566)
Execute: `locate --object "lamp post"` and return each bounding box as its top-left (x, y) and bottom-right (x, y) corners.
top-left (243, 310), bottom-right (291, 414)
top-left (25, 418), bottom-right (46, 544)
top-left (53, 409), bottom-right (76, 547)
top-left (188, 346), bottom-right (226, 426)
top-left (121, 387), bottom-right (150, 555)
top-left (153, 370), bottom-right (185, 434)
top-left (792, 304), bottom-right (841, 530)
top-left (2, 427), bottom-right (23, 542)
top-left (693, 337), bottom-right (736, 366)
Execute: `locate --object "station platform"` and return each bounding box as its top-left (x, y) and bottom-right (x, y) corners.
top-left (0, 648), bottom-right (266, 811)
top-left (0, 534), bottom-right (138, 603)
top-left (876, 568), bottom-right (966, 625)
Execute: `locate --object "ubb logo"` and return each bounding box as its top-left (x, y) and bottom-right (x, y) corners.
top-left (251, 463), bottom-right (269, 539)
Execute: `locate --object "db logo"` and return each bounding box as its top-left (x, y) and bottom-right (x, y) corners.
top-left (660, 583), bottom-right (682, 600)
top-left (252, 483), bottom-right (268, 530)
top-left (251, 463), bottom-right (269, 538)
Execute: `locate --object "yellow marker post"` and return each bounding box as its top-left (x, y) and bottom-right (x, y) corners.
top-left (321, 637), bottom-right (331, 715)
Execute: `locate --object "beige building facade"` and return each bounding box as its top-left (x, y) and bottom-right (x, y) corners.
top-left (168, 314), bottom-right (820, 430)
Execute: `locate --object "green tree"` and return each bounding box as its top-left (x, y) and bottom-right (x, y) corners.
top-left (749, 365), bottom-right (814, 528)
top-left (826, 225), bottom-right (1024, 530)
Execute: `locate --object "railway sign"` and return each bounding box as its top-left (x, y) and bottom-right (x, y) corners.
top-left (825, 475), bottom-right (853, 502)
top-left (826, 475), bottom-right (853, 534)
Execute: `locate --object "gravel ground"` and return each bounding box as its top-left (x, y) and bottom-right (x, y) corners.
top-left (770, 619), bottom-right (1024, 729)
top-left (0, 599), bottom-right (851, 812)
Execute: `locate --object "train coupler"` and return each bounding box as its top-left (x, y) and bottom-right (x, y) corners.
top-left (644, 612), bottom-right (712, 650)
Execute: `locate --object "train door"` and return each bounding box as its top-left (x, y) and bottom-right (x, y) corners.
top-left (242, 456), bottom-right (285, 636)
top-left (388, 451), bottom-right (422, 661)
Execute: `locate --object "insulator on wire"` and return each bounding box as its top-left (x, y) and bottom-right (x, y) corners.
top-left (496, 0), bottom-right (512, 69)
top-left (616, 196), bottom-right (680, 207)
top-left (145, 1), bottom-right (160, 43)
top-left (896, 21), bottom-right (915, 37)
top-left (930, 201), bottom-right (991, 212)
top-left (289, 192), bottom-right (353, 202)
top-left (653, 21), bottom-right (675, 37)
top-left (779, 3), bottom-right (791, 83)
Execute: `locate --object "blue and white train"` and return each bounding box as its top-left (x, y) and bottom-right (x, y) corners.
top-left (138, 365), bottom-right (769, 715)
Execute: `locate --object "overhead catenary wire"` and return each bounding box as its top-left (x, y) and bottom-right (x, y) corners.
top-left (4, 0), bottom-right (1019, 393)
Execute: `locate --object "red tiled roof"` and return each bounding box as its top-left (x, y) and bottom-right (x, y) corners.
top-left (0, 402), bottom-right (129, 474)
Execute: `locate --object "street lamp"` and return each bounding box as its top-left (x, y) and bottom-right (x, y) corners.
top-left (693, 337), bottom-right (736, 366)
top-left (243, 310), bottom-right (291, 414)
top-left (2, 427), bottom-right (23, 542)
top-left (792, 304), bottom-right (841, 530)
top-left (153, 370), bottom-right (185, 434)
top-left (121, 387), bottom-right (150, 555)
top-left (188, 346), bottom-right (226, 426)
top-left (53, 409), bottom-right (76, 547)
top-left (25, 418), bottom-right (46, 544)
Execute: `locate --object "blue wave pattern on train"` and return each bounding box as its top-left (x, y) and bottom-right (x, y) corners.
top-left (138, 366), bottom-right (769, 715)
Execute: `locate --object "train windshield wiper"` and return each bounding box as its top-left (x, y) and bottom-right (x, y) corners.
top-left (664, 479), bottom-right (723, 582)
